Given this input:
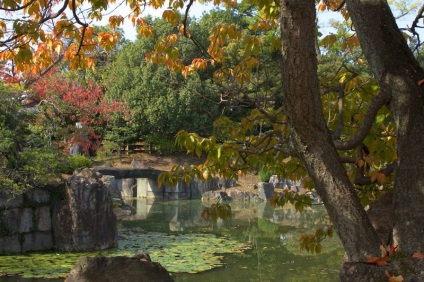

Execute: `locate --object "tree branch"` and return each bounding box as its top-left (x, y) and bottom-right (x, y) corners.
top-left (332, 83), bottom-right (346, 140)
top-left (24, 54), bottom-right (65, 87)
top-left (0, 0), bottom-right (37, 11)
top-left (334, 91), bottom-right (391, 150)
top-left (353, 162), bottom-right (396, 186)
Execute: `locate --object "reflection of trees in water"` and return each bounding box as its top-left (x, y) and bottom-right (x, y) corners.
top-left (122, 199), bottom-right (209, 232)
top-left (121, 199), bottom-right (330, 234)
top-left (122, 199), bottom-right (342, 281)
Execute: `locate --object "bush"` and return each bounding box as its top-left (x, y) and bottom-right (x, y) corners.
top-left (1, 148), bottom-right (67, 194)
top-left (145, 135), bottom-right (181, 155)
top-left (258, 167), bottom-right (273, 182)
top-left (66, 154), bottom-right (93, 173)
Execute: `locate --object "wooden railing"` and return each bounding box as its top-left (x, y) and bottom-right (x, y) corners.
top-left (124, 141), bottom-right (151, 154)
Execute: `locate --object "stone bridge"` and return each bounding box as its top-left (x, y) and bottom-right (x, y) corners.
top-left (94, 167), bottom-right (236, 200)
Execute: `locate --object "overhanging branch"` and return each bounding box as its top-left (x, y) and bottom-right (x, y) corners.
top-left (334, 91), bottom-right (391, 150)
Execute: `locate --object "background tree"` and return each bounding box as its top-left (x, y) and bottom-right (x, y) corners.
top-left (102, 20), bottom-right (223, 151)
top-left (0, 81), bottom-right (67, 192)
top-left (29, 70), bottom-right (127, 155)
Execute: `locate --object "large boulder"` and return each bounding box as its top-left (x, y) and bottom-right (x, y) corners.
top-left (258, 182), bottom-right (274, 201)
top-left (52, 169), bottom-right (117, 251)
top-left (226, 189), bottom-right (261, 202)
top-left (121, 178), bottom-right (136, 198)
top-left (65, 254), bottom-right (174, 282)
top-left (201, 191), bottom-right (232, 203)
top-left (100, 175), bottom-right (121, 199)
top-left (190, 176), bottom-right (219, 199)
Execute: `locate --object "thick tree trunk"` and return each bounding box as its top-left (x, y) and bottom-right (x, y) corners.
top-left (280, 0), bottom-right (381, 261)
top-left (346, 0), bottom-right (424, 255)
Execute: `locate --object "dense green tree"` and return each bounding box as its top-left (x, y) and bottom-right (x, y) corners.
top-left (103, 26), bottom-right (222, 146)
top-left (0, 82), bottom-right (66, 192)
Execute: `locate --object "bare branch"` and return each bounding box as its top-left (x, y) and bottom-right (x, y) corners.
top-left (182, 0), bottom-right (193, 38)
top-left (71, 0), bottom-right (88, 27)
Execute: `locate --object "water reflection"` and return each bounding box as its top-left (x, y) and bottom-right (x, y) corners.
top-left (120, 199), bottom-right (344, 282)
top-left (122, 199), bottom-right (331, 232)
top-left (2, 199), bottom-right (344, 282)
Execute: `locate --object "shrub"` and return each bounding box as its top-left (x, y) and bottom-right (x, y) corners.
top-left (258, 167), bottom-right (273, 182)
top-left (66, 154), bottom-right (93, 173)
top-left (145, 135), bottom-right (181, 155)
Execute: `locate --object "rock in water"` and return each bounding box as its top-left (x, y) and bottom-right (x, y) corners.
top-left (65, 255), bottom-right (174, 282)
top-left (52, 169), bottom-right (117, 251)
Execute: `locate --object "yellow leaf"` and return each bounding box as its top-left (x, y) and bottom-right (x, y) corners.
top-left (389, 275), bottom-right (404, 282)
top-left (363, 156), bottom-right (373, 165)
top-left (356, 159), bottom-right (365, 168)
top-left (380, 245), bottom-right (387, 258)
top-left (321, 34), bottom-right (337, 47)
top-left (376, 173), bottom-right (386, 184)
top-left (317, 2), bottom-right (326, 12)
top-left (195, 145), bottom-right (202, 157)
top-left (370, 170), bottom-right (379, 182)
top-left (202, 169), bottom-right (210, 180)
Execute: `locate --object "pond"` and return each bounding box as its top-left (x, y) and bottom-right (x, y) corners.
top-left (0, 199), bottom-right (344, 281)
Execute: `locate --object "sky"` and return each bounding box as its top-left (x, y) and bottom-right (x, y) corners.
top-left (97, 2), bottom-right (215, 41)
top-left (96, 2), bottom-right (422, 42)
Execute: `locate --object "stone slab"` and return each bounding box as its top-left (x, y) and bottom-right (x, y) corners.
top-left (0, 234), bottom-right (21, 253)
top-left (24, 188), bottom-right (51, 206)
top-left (22, 231), bottom-right (53, 252)
top-left (36, 206), bottom-right (52, 232)
top-left (258, 182), bottom-right (274, 201)
top-left (0, 192), bottom-right (23, 209)
top-left (1, 208), bottom-right (33, 234)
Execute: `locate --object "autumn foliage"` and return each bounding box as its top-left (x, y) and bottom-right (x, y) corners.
top-left (29, 70), bottom-right (128, 154)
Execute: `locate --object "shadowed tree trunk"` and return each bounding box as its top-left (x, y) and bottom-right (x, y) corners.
top-left (280, 0), bottom-right (381, 261)
top-left (346, 0), bottom-right (424, 255)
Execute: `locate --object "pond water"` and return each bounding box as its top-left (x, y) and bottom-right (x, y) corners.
top-left (0, 199), bottom-right (344, 281)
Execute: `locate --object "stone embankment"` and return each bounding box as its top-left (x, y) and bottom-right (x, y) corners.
top-left (0, 168), bottom-right (117, 254)
top-left (0, 188), bottom-right (54, 253)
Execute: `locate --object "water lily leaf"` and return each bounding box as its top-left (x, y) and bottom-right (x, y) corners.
top-left (0, 228), bottom-right (250, 278)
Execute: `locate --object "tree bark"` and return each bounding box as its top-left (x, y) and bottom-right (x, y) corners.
top-left (346, 0), bottom-right (424, 255)
top-left (280, 0), bottom-right (381, 261)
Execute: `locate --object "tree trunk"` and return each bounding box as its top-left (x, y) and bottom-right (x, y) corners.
top-left (280, 0), bottom-right (381, 261)
top-left (346, 0), bottom-right (424, 255)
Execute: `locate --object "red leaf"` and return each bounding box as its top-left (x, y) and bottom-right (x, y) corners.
top-left (376, 256), bottom-right (389, 266)
top-left (365, 256), bottom-right (380, 264)
top-left (364, 256), bottom-right (389, 266)
top-left (388, 245), bottom-right (398, 256)
top-left (412, 250), bottom-right (424, 260)
top-left (418, 79), bottom-right (424, 86)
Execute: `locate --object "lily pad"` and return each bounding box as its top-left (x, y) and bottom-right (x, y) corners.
top-left (0, 228), bottom-right (250, 279)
